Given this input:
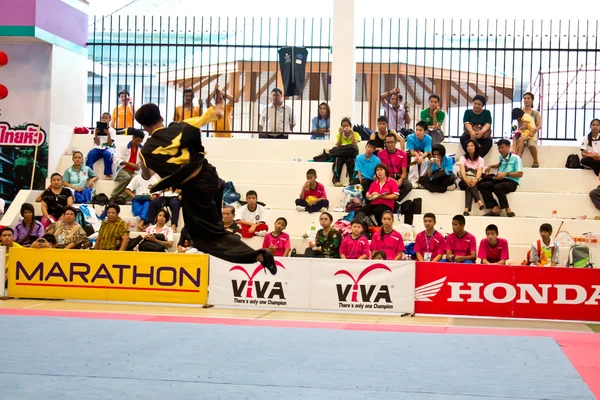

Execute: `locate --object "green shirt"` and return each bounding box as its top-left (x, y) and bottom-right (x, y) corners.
top-left (316, 228), bottom-right (340, 258)
top-left (463, 109), bottom-right (492, 127)
top-left (336, 131), bottom-right (361, 146)
top-left (420, 108), bottom-right (446, 133)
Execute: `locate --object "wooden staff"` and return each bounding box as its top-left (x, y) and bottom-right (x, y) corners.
top-left (554, 221), bottom-right (564, 239)
top-left (30, 122), bottom-right (41, 189)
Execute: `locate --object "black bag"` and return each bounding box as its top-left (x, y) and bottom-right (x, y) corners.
top-left (353, 124), bottom-right (374, 141)
top-left (126, 235), bottom-right (144, 251)
top-left (412, 197), bottom-right (422, 215)
top-left (399, 200), bottom-right (414, 225)
top-left (139, 233), bottom-right (169, 252)
top-left (92, 193), bottom-right (110, 206)
top-left (355, 212), bottom-right (375, 239)
top-left (329, 145), bottom-right (358, 158)
top-left (74, 208), bottom-right (95, 236)
top-left (566, 154), bottom-right (582, 169)
top-left (313, 151), bottom-right (333, 162)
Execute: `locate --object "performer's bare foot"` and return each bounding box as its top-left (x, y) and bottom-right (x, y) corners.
top-left (257, 251), bottom-right (277, 275)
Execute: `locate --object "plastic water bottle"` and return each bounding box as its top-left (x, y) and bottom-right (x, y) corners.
top-left (552, 205), bottom-right (557, 219)
top-left (310, 222), bottom-right (316, 240)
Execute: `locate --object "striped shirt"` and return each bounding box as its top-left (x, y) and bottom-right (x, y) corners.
top-left (97, 218), bottom-right (129, 250)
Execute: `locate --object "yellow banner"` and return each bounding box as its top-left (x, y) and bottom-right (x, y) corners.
top-left (7, 248), bottom-right (209, 304)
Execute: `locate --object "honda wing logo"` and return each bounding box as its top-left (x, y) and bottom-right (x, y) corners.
top-left (415, 276), bottom-right (447, 302)
top-left (334, 263), bottom-right (394, 310)
top-left (229, 261), bottom-right (288, 306)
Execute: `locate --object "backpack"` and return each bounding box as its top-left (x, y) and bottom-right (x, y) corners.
top-left (567, 245), bottom-right (593, 268)
top-left (91, 192), bottom-right (110, 206)
top-left (524, 240), bottom-right (555, 265)
top-left (312, 151), bottom-right (333, 163)
top-left (565, 154), bottom-right (582, 169)
top-left (222, 181), bottom-right (241, 204)
top-left (353, 124), bottom-right (374, 141)
top-left (74, 207), bottom-right (95, 236)
top-left (355, 212), bottom-right (375, 239)
top-left (329, 145), bottom-right (358, 158)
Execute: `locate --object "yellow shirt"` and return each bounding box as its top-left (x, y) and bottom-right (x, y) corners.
top-left (519, 113), bottom-right (536, 137)
top-left (212, 104), bottom-right (234, 138)
top-left (4, 242), bottom-right (22, 280)
top-left (173, 105), bottom-right (202, 123)
top-left (112, 104), bottom-right (135, 129)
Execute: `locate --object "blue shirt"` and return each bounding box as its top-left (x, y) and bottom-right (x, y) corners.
top-left (354, 153), bottom-right (381, 180)
top-left (497, 153), bottom-right (523, 185)
top-left (311, 117), bottom-right (330, 140)
top-left (406, 134), bottom-right (432, 153)
top-left (431, 155), bottom-right (454, 177)
top-left (63, 165), bottom-right (96, 189)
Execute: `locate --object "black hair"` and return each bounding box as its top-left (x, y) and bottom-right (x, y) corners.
top-left (377, 115), bottom-right (389, 124)
top-left (63, 206), bottom-right (77, 216)
top-left (423, 212), bottom-right (436, 222)
top-left (539, 223), bottom-right (553, 234)
top-left (350, 219), bottom-right (363, 227)
top-left (320, 212), bottom-right (333, 222)
top-left (156, 208), bottom-right (171, 224)
top-left (50, 172), bottom-right (62, 180)
top-left (464, 139), bottom-right (481, 161)
top-left (431, 143), bottom-right (446, 158)
top-left (341, 117), bottom-right (352, 126)
top-left (118, 89), bottom-right (130, 97)
top-left (135, 103), bottom-right (162, 127)
top-left (496, 139), bottom-right (511, 147)
top-left (385, 132), bottom-right (397, 142)
top-left (390, 92), bottom-right (403, 101)
top-left (485, 224), bottom-right (499, 234)
top-left (20, 203), bottom-right (35, 218)
top-left (306, 168), bottom-right (317, 177)
top-left (380, 210), bottom-right (395, 241)
top-left (365, 140), bottom-right (377, 148)
top-left (372, 250), bottom-right (387, 260)
top-left (106, 203), bottom-right (121, 214)
top-left (317, 102), bottom-right (330, 120)
top-left (246, 190), bottom-right (258, 198)
top-left (183, 88), bottom-right (194, 95)
top-left (415, 120), bottom-right (428, 131)
top-left (429, 94), bottom-right (441, 103)
top-left (222, 205), bottom-right (236, 215)
top-left (374, 163), bottom-right (390, 177)
top-left (473, 94), bottom-right (487, 106)
top-left (452, 214), bottom-right (466, 226)
top-left (130, 128), bottom-right (145, 139)
top-left (588, 119), bottom-right (600, 146)
top-left (275, 217), bottom-right (288, 227)
top-left (42, 233), bottom-right (57, 245)
top-left (72, 150), bottom-right (84, 159)
top-left (101, 112), bottom-right (111, 118)
top-left (512, 108), bottom-right (525, 120)
top-left (523, 92), bottom-right (534, 101)
top-left (271, 88), bottom-right (283, 95)
top-left (0, 226), bottom-right (14, 236)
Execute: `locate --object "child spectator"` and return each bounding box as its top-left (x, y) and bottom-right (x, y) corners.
top-left (352, 140), bottom-right (381, 194)
top-left (443, 214), bottom-right (477, 263)
top-left (379, 132), bottom-right (412, 202)
top-left (580, 119), bottom-right (600, 176)
top-left (512, 108), bottom-right (538, 164)
top-left (296, 169), bottom-right (329, 213)
top-left (358, 164), bottom-right (399, 226)
top-left (478, 224), bottom-right (509, 264)
top-left (458, 139), bottom-right (485, 216)
top-left (332, 117), bottom-right (360, 186)
top-left (262, 217), bottom-right (291, 257)
top-left (177, 226), bottom-right (193, 253)
top-left (528, 223), bottom-right (559, 267)
top-left (414, 212), bottom-right (445, 262)
top-left (521, 92), bottom-right (541, 168)
top-left (124, 171), bottom-right (160, 230)
top-left (372, 250), bottom-right (386, 260)
top-left (223, 205), bottom-right (241, 234)
top-left (62, 151), bottom-right (98, 203)
top-left (370, 210), bottom-right (405, 260)
top-left (111, 89), bottom-right (135, 129)
top-left (237, 190), bottom-right (268, 238)
top-left (86, 112), bottom-right (116, 179)
top-left (418, 144), bottom-right (456, 193)
top-left (369, 115), bottom-right (405, 154)
top-left (339, 219), bottom-right (370, 260)
top-left (406, 121), bottom-right (432, 188)
top-left (307, 212), bottom-right (340, 258)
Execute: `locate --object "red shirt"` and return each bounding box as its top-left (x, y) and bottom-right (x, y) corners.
top-left (262, 232), bottom-right (291, 257)
top-left (444, 231), bottom-right (477, 257)
top-left (478, 238), bottom-right (509, 263)
top-left (380, 149), bottom-right (408, 177)
top-left (124, 146), bottom-right (138, 173)
top-left (367, 178), bottom-right (399, 210)
top-left (303, 182), bottom-right (327, 200)
top-left (370, 229), bottom-right (405, 260)
top-left (414, 230), bottom-right (446, 257)
top-left (340, 235), bottom-right (371, 259)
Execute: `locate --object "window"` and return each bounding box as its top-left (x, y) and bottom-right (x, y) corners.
top-left (87, 84), bottom-right (101, 103)
top-left (143, 86), bottom-right (166, 104)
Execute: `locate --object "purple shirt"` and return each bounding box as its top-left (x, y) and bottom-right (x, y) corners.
top-left (13, 220), bottom-right (45, 246)
top-left (382, 99), bottom-right (406, 131)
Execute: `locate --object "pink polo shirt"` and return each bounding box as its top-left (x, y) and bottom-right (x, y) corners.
top-left (370, 230), bottom-right (405, 260)
top-left (367, 178), bottom-right (399, 210)
top-left (262, 232), bottom-right (291, 257)
top-left (414, 230), bottom-right (446, 257)
top-left (444, 232), bottom-right (477, 257)
top-left (340, 235), bottom-right (371, 259)
top-left (380, 149), bottom-right (409, 177)
top-left (478, 238), bottom-right (509, 263)
top-left (303, 182), bottom-right (327, 200)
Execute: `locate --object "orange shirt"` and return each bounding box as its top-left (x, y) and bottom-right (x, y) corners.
top-left (111, 104), bottom-right (135, 129)
top-left (174, 105), bottom-right (201, 122)
top-left (212, 104), bottom-right (233, 138)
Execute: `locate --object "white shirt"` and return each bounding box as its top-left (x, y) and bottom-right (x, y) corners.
top-left (146, 224), bottom-right (174, 242)
top-left (259, 104), bottom-right (296, 134)
top-left (238, 204), bottom-right (267, 224)
top-left (580, 134), bottom-right (600, 154)
top-left (114, 141), bottom-right (143, 173)
top-left (126, 174), bottom-right (159, 195)
top-left (94, 127), bottom-right (117, 150)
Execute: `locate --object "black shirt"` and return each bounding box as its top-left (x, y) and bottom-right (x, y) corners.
top-left (41, 187), bottom-right (73, 220)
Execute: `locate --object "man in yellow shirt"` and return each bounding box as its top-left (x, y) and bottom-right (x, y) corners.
top-left (173, 89), bottom-right (202, 123)
top-left (206, 87), bottom-right (234, 138)
top-left (111, 90), bottom-right (136, 130)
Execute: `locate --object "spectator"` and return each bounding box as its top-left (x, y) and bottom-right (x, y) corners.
top-left (418, 144), bottom-right (457, 193)
top-left (45, 206), bottom-right (90, 249)
top-left (237, 190), bottom-right (268, 238)
top-left (528, 223), bottom-right (559, 267)
top-left (372, 250), bottom-right (386, 260)
top-left (311, 102), bottom-right (331, 140)
top-left (414, 212), bottom-right (445, 262)
top-left (222, 205), bottom-right (240, 234)
top-left (177, 226), bottom-right (193, 253)
top-left (296, 168), bottom-right (329, 213)
top-left (370, 210), bottom-right (405, 260)
top-left (339, 219), bottom-right (370, 260)
top-left (144, 209), bottom-right (174, 250)
top-left (512, 108), bottom-right (538, 166)
top-left (379, 87), bottom-right (411, 131)
top-left (407, 121), bottom-right (432, 188)
top-left (458, 139), bottom-right (485, 215)
top-left (589, 185), bottom-right (600, 211)
top-left (443, 214), bottom-right (477, 263)
top-left (94, 203), bottom-right (130, 251)
top-left (332, 117), bottom-right (360, 187)
top-left (358, 164), bottom-right (399, 226)
top-left (111, 89), bottom-right (135, 130)
top-left (110, 128), bottom-right (145, 204)
top-left (148, 189), bottom-right (182, 232)
top-left (461, 94), bottom-right (493, 157)
top-left (63, 151), bottom-right (98, 204)
top-left (1, 226), bottom-right (21, 283)
top-left (369, 115), bottom-right (405, 154)
top-left (580, 119), bottom-right (600, 175)
top-left (124, 170), bottom-right (160, 230)
top-left (30, 234), bottom-right (57, 249)
top-left (86, 112), bottom-right (116, 179)
top-left (174, 88), bottom-right (201, 123)
top-left (13, 203), bottom-right (44, 246)
top-left (420, 94), bottom-right (446, 144)
top-left (478, 224), bottom-right (509, 264)
top-left (262, 217), bottom-right (291, 257)
top-left (206, 87), bottom-right (234, 138)
top-left (307, 212), bottom-right (340, 258)
top-left (379, 132), bottom-right (412, 202)
top-left (480, 139), bottom-right (523, 217)
top-left (352, 141), bottom-right (381, 195)
top-left (520, 92), bottom-right (542, 168)
top-left (41, 173), bottom-right (74, 225)
top-left (258, 88), bottom-right (295, 139)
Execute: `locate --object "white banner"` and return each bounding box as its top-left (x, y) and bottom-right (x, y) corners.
top-left (309, 259), bottom-right (415, 314)
top-left (209, 256), bottom-right (311, 309)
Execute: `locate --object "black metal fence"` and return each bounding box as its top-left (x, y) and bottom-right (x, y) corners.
top-left (87, 16), bottom-right (600, 141)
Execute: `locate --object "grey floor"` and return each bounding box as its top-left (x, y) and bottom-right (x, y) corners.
top-left (0, 316), bottom-right (594, 400)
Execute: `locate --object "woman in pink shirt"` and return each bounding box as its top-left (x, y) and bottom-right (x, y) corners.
top-left (370, 210), bottom-right (405, 260)
top-left (458, 139), bottom-right (485, 216)
top-left (357, 164), bottom-right (399, 226)
top-left (262, 217), bottom-right (291, 257)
